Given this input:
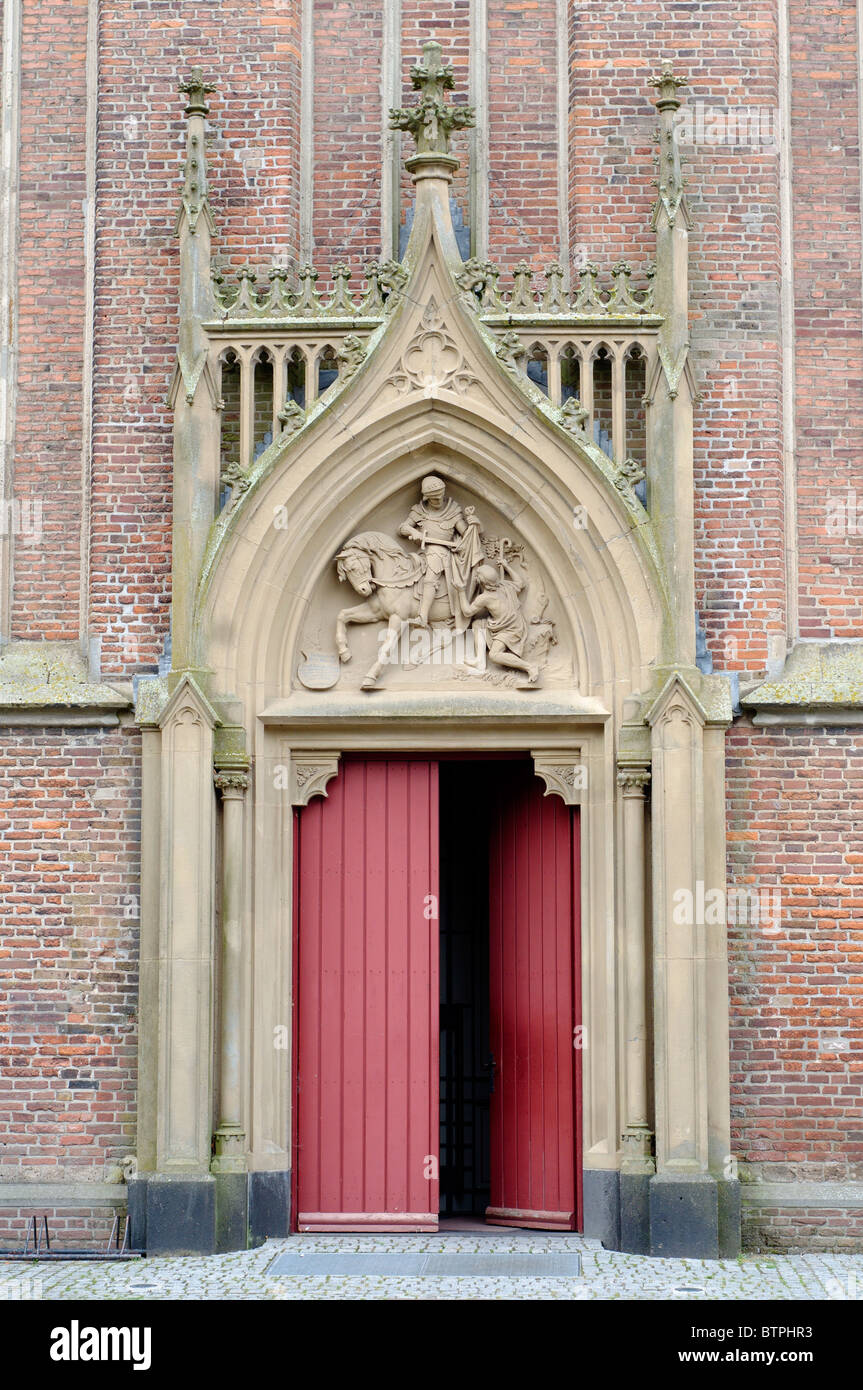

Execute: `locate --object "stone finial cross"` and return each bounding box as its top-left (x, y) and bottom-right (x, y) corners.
top-left (389, 40), bottom-right (475, 158)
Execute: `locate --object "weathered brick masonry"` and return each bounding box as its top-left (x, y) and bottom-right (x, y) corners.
top-left (93, 0), bottom-right (302, 676)
top-left (790, 0), bottom-right (863, 641)
top-left (11, 0), bottom-right (89, 639)
top-left (0, 729), bottom-right (139, 1244)
top-left (569, 0), bottom-right (787, 677)
top-left (727, 724), bottom-right (863, 1248)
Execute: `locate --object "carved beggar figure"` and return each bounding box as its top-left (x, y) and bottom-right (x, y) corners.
top-left (333, 473), bottom-right (551, 690)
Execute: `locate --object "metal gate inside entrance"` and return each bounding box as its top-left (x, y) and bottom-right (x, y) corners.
top-left (293, 756), bottom-right (581, 1232)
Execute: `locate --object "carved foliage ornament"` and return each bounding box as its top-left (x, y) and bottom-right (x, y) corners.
top-left (292, 756), bottom-right (341, 807)
top-left (214, 767), bottom-right (250, 795)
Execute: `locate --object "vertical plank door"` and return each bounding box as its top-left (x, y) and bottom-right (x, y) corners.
top-left (486, 762), bottom-right (580, 1230)
top-left (294, 758), bottom-right (440, 1231)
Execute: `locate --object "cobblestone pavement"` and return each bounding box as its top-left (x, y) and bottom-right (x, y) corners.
top-left (1, 1232), bottom-right (862, 1301)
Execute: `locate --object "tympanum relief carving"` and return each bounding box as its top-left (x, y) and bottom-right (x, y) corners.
top-left (295, 470), bottom-right (571, 694)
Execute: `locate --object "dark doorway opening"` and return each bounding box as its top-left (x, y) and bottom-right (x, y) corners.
top-left (438, 760), bottom-right (493, 1217)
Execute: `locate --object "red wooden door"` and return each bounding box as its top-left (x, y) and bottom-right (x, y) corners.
top-left (294, 758), bottom-right (440, 1231)
top-left (486, 763), bottom-right (580, 1230)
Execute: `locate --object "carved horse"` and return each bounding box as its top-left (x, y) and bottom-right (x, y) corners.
top-left (335, 531), bottom-right (453, 689)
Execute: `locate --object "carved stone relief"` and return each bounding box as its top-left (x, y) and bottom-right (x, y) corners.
top-left (294, 465), bottom-right (572, 694)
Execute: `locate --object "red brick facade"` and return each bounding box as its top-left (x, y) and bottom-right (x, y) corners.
top-left (0, 731), bottom-right (140, 1175)
top-left (1, 0), bottom-right (861, 1252)
top-left (727, 724), bottom-right (863, 1246)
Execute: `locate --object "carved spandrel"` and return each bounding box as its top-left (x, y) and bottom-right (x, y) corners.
top-left (532, 753), bottom-right (587, 806)
top-left (290, 755), bottom-right (341, 807)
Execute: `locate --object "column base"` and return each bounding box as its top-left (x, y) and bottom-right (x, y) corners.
top-left (127, 1171), bottom-right (292, 1253)
top-left (619, 1171), bottom-right (652, 1254)
top-left (249, 1169), bottom-right (292, 1244)
top-left (718, 1174), bottom-right (742, 1257)
top-left (581, 1169), bottom-right (741, 1258)
top-left (214, 1171), bottom-right (248, 1253)
top-left (210, 1124), bottom-right (246, 1175)
top-left (125, 1175), bottom-right (148, 1252)
top-left (649, 1172), bottom-right (741, 1258)
top-left (142, 1174), bottom-right (217, 1256)
top-left (582, 1169), bottom-right (620, 1249)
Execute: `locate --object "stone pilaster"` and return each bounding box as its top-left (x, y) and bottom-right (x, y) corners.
top-left (617, 763), bottom-right (654, 1253)
top-left (211, 764), bottom-right (250, 1252)
top-left (145, 674), bottom-right (220, 1255)
top-left (646, 674), bottom-right (720, 1256)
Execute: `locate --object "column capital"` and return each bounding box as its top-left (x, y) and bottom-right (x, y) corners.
top-left (214, 766), bottom-right (249, 798)
top-left (617, 765), bottom-right (651, 797)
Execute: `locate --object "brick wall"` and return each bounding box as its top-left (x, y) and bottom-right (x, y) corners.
top-left (568, 1), bottom-right (786, 677)
top-left (743, 1205), bottom-right (863, 1254)
top-left (789, 0), bottom-right (863, 639)
top-left (10, 0), bottom-right (89, 640)
top-left (91, 0), bottom-right (302, 677)
top-left (0, 1206), bottom-right (122, 1254)
top-left (401, 0), bottom-right (471, 240)
top-left (727, 724), bottom-right (863, 1213)
top-left (0, 728), bottom-right (140, 1181)
top-left (487, 0), bottom-right (560, 266)
top-left (311, 0), bottom-right (384, 275)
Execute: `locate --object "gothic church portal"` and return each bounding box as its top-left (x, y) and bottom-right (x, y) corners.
top-left (2, 2), bottom-right (861, 1262)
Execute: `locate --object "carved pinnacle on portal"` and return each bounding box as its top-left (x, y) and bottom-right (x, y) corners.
top-left (179, 66), bottom-right (216, 117)
top-left (177, 67), bottom-right (216, 236)
top-left (389, 40), bottom-right (475, 159)
top-left (648, 59), bottom-right (689, 229)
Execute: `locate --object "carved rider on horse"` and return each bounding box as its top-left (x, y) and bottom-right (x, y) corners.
top-left (398, 473), bottom-right (484, 630)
